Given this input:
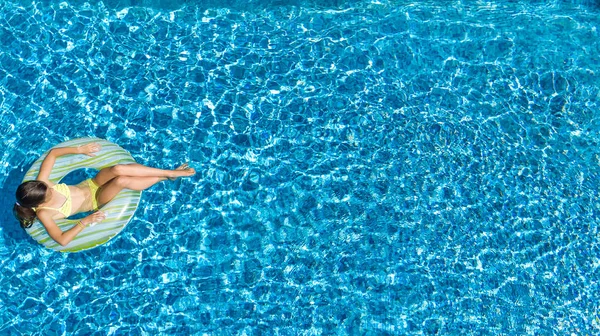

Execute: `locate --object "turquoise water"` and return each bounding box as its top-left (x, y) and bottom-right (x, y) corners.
top-left (1, 0), bottom-right (600, 334)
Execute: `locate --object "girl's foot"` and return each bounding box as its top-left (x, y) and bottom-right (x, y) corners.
top-left (169, 163), bottom-right (196, 180)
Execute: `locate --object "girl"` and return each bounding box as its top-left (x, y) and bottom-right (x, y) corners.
top-left (14, 142), bottom-right (195, 247)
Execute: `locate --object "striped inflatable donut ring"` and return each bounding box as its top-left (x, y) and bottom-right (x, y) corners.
top-left (23, 137), bottom-right (141, 252)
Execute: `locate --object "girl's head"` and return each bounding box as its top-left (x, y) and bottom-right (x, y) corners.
top-left (14, 180), bottom-right (48, 228)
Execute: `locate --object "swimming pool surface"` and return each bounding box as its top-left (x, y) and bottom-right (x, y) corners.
top-left (1, 0), bottom-right (599, 334)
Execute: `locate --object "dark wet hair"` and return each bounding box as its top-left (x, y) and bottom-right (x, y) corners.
top-left (14, 180), bottom-right (48, 228)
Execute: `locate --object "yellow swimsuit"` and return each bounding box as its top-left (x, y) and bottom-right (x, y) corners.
top-left (34, 183), bottom-right (72, 217)
top-left (86, 179), bottom-right (100, 210)
top-left (33, 179), bottom-right (100, 216)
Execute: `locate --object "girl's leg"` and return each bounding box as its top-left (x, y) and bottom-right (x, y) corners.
top-left (93, 163), bottom-right (194, 186)
top-left (96, 176), bottom-right (167, 206)
top-left (112, 163), bottom-right (193, 178)
top-left (93, 167), bottom-right (119, 187)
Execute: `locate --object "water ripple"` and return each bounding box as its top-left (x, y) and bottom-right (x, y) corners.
top-left (1, 0), bottom-right (600, 335)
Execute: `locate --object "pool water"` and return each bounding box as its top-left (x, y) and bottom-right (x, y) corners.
top-left (1, 0), bottom-right (600, 334)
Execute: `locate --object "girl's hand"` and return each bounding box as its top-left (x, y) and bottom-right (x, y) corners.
top-left (82, 211), bottom-right (106, 226)
top-left (78, 143), bottom-right (102, 157)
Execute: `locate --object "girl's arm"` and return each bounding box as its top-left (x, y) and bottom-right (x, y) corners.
top-left (36, 143), bottom-right (101, 183)
top-left (37, 210), bottom-right (84, 247)
top-left (37, 210), bottom-right (106, 247)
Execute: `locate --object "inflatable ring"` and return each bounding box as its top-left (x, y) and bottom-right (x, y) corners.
top-left (23, 137), bottom-right (141, 252)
